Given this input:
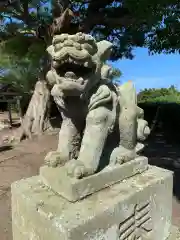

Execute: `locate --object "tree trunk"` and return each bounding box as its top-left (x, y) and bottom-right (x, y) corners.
top-left (19, 80), bottom-right (51, 140)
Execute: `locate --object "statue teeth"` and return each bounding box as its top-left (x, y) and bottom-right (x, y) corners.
top-left (69, 58), bottom-right (73, 63)
top-left (78, 77), bottom-right (84, 84)
top-left (83, 62), bottom-right (87, 67)
top-left (65, 71), bottom-right (77, 80)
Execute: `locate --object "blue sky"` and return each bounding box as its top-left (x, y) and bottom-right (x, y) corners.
top-left (110, 47), bottom-right (180, 92)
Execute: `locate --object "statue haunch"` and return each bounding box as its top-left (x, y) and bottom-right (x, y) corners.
top-left (44, 32), bottom-right (150, 179)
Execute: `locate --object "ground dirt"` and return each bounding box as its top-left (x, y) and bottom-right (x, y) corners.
top-left (0, 111), bottom-right (58, 240)
top-left (0, 112), bottom-right (180, 239)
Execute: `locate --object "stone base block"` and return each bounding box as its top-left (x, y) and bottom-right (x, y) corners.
top-left (12, 165), bottom-right (173, 240)
top-left (40, 156), bottom-right (148, 202)
top-left (168, 226), bottom-right (180, 239)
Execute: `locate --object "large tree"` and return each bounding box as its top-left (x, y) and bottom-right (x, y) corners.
top-left (0, 0), bottom-right (177, 139)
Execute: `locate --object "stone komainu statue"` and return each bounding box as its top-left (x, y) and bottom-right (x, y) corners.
top-left (45, 32), bottom-right (150, 179)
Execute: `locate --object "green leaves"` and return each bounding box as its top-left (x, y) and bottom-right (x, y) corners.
top-left (0, 32), bottom-right (45, 94)
top-left (2, 0), bottom-right (180, 59)
top-left (1, 0), bottom-right (180, 98)
top-left (110, 67), bottom-right (122, 84)
top-left (138, 86), bottom-right (180, 103)
top-left (0, 52), bottom-right (39, 94)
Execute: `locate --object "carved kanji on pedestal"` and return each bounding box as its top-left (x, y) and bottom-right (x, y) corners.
top-left (118, 201), bottom-right (152, 240)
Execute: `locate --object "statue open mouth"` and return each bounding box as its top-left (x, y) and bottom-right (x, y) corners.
top-left (47, 33), bottom-right (100, 97)
top-left (47, 32), bottom-right (98, 86)
top-left (54, 59), bottom-right (96, 85)
top-left (49, 56), bottom-right (96, 98)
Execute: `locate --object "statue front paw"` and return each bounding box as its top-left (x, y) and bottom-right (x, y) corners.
top-left (44, 151), bottom-right (69, 167)
top-left (110, 146), bottom-right (136, 165)
top-left (66, 159), bottom-right (86, 179)
top-left (137, 119), bottom-right (150, 141)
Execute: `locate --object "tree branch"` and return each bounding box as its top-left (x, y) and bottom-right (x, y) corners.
top-left (22, 0), bottom-right (29, 25)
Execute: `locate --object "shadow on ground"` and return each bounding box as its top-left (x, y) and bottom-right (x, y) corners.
top-left (143, 132), bottom-right (180, 201)
top-left (0, 145), bottom-right (13, 152)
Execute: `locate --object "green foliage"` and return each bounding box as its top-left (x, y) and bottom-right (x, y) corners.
top-left (0, 34), bottom-right (46, 93)
top-left (1, 0), bottom-right (180, 96)
top-left (110, 67), bottom-right (122, 85)
top-left (146, 1), bottom-right (180, 54)
top-left (111, 68), bottom-right (122, 79)
top-left (0, 1), bottom-right (48, 92)
top-left (1, 0), bottom-right (178, 60)
top-left (138, 85), bottom-right (180, 103)
top-left (0, 55), bottom-right (39, 94)
top-left (1, 0), bottom-right (180, 59)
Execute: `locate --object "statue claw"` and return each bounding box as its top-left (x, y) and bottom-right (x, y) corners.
top-left (66, 159), bottom-right (86, 179)
top-left (44, 151), bottom-right (69, 167)
top-left (110, 146), bottom-right (136, 165)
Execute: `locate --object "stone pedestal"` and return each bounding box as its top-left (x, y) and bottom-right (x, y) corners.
top-left (12, 164), bottom-right (174, 240)
top-left (40, 157), bottom-right (148, 202)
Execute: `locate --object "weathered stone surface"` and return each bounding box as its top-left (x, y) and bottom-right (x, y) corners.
top-left (167, 226), bottom-right (180, 240)
top-left (44, 32), bottom-right (150, 179)
top-left (169, 227), bottom-right (179, 239)
top-left (12, 165), bottom-right (173, 240)
top-left (40, 156), bottom-right (148, 202)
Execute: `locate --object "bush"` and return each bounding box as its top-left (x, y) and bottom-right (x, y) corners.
top-left (139, 102), bottom-right (180, 143)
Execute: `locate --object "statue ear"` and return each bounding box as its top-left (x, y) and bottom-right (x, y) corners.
top-left (96, 40), bottom-right (113, 61)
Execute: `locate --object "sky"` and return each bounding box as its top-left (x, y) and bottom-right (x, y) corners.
top-left (110, 47), bottom-right (180, 92)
